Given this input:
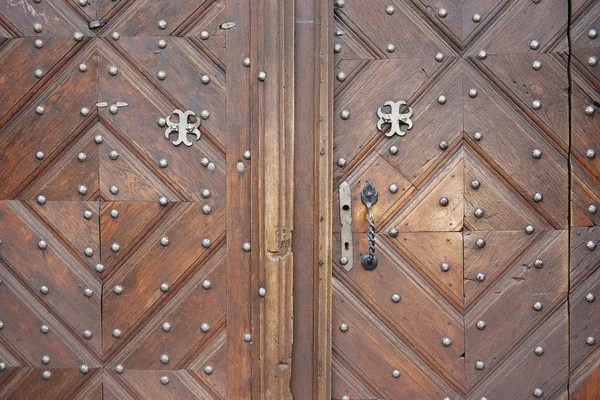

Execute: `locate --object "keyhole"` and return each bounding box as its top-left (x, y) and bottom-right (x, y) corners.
top-left (342, 204), bottom-right (349, 211)
top-left (344, 242), bottom-right (349, 251)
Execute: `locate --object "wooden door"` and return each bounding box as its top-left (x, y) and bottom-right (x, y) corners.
top-left (0, 1), bottom-right (294, 399)
top-left (329, 0), bottom-right (598, 398)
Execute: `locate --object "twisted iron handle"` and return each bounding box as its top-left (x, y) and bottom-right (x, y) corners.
top-left (361, 182), bottom-right (379, 270)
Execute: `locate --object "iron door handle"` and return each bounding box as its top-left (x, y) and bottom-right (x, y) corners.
top-left (361, 182), bottom-right (378, 270)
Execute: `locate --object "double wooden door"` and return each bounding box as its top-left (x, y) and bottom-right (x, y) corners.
top-left (330, 0), bottom-right (600, 399)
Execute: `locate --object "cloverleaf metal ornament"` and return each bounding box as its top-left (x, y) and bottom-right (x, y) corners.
top-left (376, 100), bottom-right (413, 137)
top-left (165, 109), bottom-right (201, 147)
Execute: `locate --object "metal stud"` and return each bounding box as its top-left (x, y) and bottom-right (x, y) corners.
top-left (475, 361), bottom-right (485, 370)
top-left (589, 56), bottom-right (598, 67)
top-left (0, 362), bottom-right (5, 371)
top-left (258, 71), bottom-right (267, 81)
top-left (435, 52), bottom-right (444, 62)
top-left (200, 110), bottom-right (210, 120)
top-left (469, 88), bottom-right (478, 98)
top-left (534, 259), bottom-right (544, 269)
top-left (532, 100), bottom-right (542, 110)
top-left (525, 224), bottom-right (535, 234)
top-left (334, 43), bottom-right (342, 53)
top-left (204, 365), bottom-right (213, 375)
top-left (589, 29), bottom-right (598, 39)
top-left (476, 272), bottom-right (486, 282)
top-left (586, 336), bottom-right (596, 345)
top-left (110, 186), bottom-right (119, 195)
top-left (389, 227), bottom-right (399, 238)
top-left (159, 196), bottom-right (169, 206)
top-left (41, 355), bottom-right (50, 365)
top-left (534, 346), bottom-right (544, 356)
top-left (472, 13), bottom-right (481, 23)
top-left (588, 204), bottom-right (598, 214)
top-left (586, 292), bottom-right (595, 302)
top-left (160, 354), bottom-right (170, 364)
top-left (587, 149), bottom-right (597, 159)
top-left (386, 43), bottom-right (396, 53)
top-left (110, 209), bottom-right (119, 218)
top-left (438, 8), bottom-right (448, 18)
top-left (37, 195), bottom-right (46, 205)
top-left (94, 134), bottom-right (104, 144)
top-left (243, 150), bottom-right (251, 160)
top-left (339, 323), bottom-right (349, 332)
top-left (111, 243), bottom-right (120, 253)
top-left (83, 329), bottom-right (92, 339)
top-left (476, 320), bottom-right (486, 330)
top-left (341, 396), bottom-right (350, 400)
top-left (200, 31), bottom-right (210, 40)
top-left (76, 152), bottom-right (87, 163)
top-left (84, 288), bottom-right (93, 297)
top-left (532, 60), bottom-right (542, 71)
top-left (74, 32), bottom-right (84, 41)
top-left (78, 0), bottom-right (87, 6)
top-left (109, 66), bottom-right (118, 76)
top-left (341, 110), bottom-right (351, 120)
top-left (78, 185), bottom-right (88, 196)
top-left (242, 242), bottom-right (251, 252)
top-left (391, 293), bottom-right (401, 303)
top-left (34, 39), bottom-right (43, 49)
top-left (439, 196), bottom-right (449, 207)
top-left (392, 369), bottom-right (401, 378)
top-left (473, 132), bottom-right (482, 141)
top-left (532, 148), bottom-right (543, 159)
top-left (202, 280), bottom-right (212, 290)
top-left (157, 70), bottom-right (167, 80)
top-left (95, 264), bottom-right (105, 273)
top-left (471, 179), bottom-right (480, 189)
top-left (112, 328), bottom-right (123, 338)
top-left (109, 104), bottom-right (118, 114)
top-left (158, 39), bottom-right (167, 49)
top-left (80, 364), bottom-right (89, 374)
top-left (80, 107), bottom-right (90, 117)
top-left (336, 72), bottom-right (346, 81)
top-left (157, 20), bottom-right (167, 30)
top-left (201, 75), bottom-right (211, 84)
top-left (42, 371), bottom-right (52, 380)
top-left (160, 237), bottom-right (169, 247)
top-left (533, 192), bottom-right (543, 202)
top-left (79, 63), bottom-right (87, 72)
top-left (113, 285), bottom-right (123, 295)
top-left (585, 105), bottom-right (597, 116)
top-left (533, 388), bottom-right (544, 398)
top-left (202, 189), bottom-right (211, 198)
top-left (439, 140), bottom-right (449, 150)
top-left (35, 151), bottom-right (45, 160)
top-left (477, 50), bottom-right (487, 60)
top-left (530, 40), bottom-right (540, 50)
top-left (389, 146), bottom-right (398, 155)
top-left (160, 283), bottom-right (170, 292)
top-left (35, 69), bottom-right (43, 78)
top-left (587, 240), bottom-right (596, 250)
top-left (84, 247), bottom-right (93, 257)
top-left (337, 158), bottom-right (347, 167)
top-left (474, 208), bottom-right (484, 218)
top-left (438, 95), bottom-right (447, 104)
top-left (334, 0), bottom-right (345, 8)
top-left (41, 324), bottom-right (50, 334)
top-left (440, 262), bottom-right (450, 272)
top-left (33, 23), bottom-right (43, 33)
top-left (39, 285), bottom-right (49, 295)
top-left (115, 365), bottom-right (124, 374)
top-left (0, 321), bottom-right (3, 330)
top-left (243, 56), bottom-right (251, 67)
top-left (475, 238), bottom-right (486, 248)
top-left (389, 184), bottom-right (399, 194)
top-left (202, 238), bottom-right (211, 248)
top-left (35, 105), bottom-right (45, 115)
top-left (38, 240), bottom-right (47, 250)
top-left (243, 333), bottom-right (252, 342)
top-left (386, 5), bottom-right (395, 14)
top-left (200, 323), bottom-right (210, 333)
top-left (160, 376), bottom-right (170, 385)
top-left (533, 301), bottom-right (543, 311)
top-left (442, 337), bottom-right (452, 347)
top-left (258, 287), bottom-right (267, 297)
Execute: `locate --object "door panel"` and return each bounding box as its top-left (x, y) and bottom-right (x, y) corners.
top-left (332, 0), bottom-right (570, 398)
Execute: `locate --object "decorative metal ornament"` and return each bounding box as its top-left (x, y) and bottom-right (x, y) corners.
top-left (376, 101), bottom-right (413, 137)
top-left (361, 182), bottom-right (379, 270)
top-left (165, 110), bottom-right (202, 147)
